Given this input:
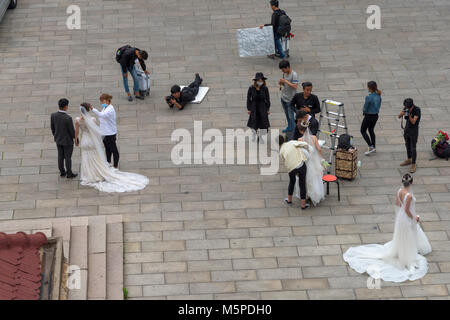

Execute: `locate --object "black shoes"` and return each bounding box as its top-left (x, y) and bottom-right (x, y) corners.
top-left (60, 172), bottom-right (66, 177)
top-left (135, 94), bottom-right (144, 100)
top-left (66, 173), bottom-right (78, 179)
top-left (127, 96), bottom-right (133, 102)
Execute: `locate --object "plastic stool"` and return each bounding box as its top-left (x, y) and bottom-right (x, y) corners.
top-left (322, 174), bottom-right (340, 201)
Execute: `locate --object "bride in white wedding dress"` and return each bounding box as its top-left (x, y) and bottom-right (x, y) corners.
top-left (294, 122), bottom-right (326, 206)
top-left (343, 174), bottom-right (432, 282)
top-left (75, 105), bottom-right (149, 193)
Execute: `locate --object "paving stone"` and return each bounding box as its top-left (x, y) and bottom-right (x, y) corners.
top-left (1, 0), bottom-right (449, 301)
top-left (190, 282), bottom-right (236, 294)
top-left (307, 289), bottom-right (355, 300)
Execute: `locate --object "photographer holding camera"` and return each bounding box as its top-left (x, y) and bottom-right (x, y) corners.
top-left (166, 73), bottom-right (203, 110)
top-left (398, 98), bottom-right (421, 173)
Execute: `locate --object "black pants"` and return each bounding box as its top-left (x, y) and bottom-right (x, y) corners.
top-left (288, 163), bottom-right (307, 199)
top-left (103, 134), bottom-right (120, 167)
top-left (57, 144), bottom-right (73, 175)
top-left (187, 73), bottom-right (202, 96)
top-left (404, 133), bottom-right (418, 164)
top-left (360, 114), bottom-right (379, 147)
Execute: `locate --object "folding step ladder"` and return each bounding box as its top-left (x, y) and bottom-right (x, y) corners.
top-left (317, 99), bottom-right (348, 172)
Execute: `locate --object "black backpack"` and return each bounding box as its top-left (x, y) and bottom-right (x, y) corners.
top-left (277, 10), bottom-right (292, 37)
top-left (337, 134), bottom-right (353, 151)
top-left (432, 138), bottom-right (450, 159)
top-left (115, 45), bottom-right (132, 63)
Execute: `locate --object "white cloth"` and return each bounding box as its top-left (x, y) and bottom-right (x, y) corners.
top-left (91, 104), bottom-right (117, 136)
top-left (343, 189), bottom-right (432, 282)
top-left (76, 110), bottom-right (149, 193)
top-left (295, 129), bottom-right (325, 206)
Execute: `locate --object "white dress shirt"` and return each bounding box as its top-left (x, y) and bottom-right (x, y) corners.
top-left (92, 104), bottom-right (117, 136)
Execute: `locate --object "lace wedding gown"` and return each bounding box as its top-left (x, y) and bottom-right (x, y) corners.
top-left (295, 129), bottom-right (325, 205)
top-left (343, 189), bottom-right (432, 282)
top-left (76, 109), bottom-right (149, 193)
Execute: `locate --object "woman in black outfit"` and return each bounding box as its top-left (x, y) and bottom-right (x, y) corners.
top-left (247, 72), bottom-right (271, 143)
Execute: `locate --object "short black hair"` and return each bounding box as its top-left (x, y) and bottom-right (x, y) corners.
top-left (58, 98), bottom-right (69, 110)
top-left (302, 81), bottom-right (313, 89)
top-left (279, 60), bottom-right (290, 69)
top-left (278, 135), bottom-right (285, 147)
top-left (140, 50), bottom-right (148, 60)
top-left (296, 110), bottom-right (307, 121)
top-left (270, 0), bottom-right (279, 7)
top-left (403, 98), bottom-right (414, 108)
top-left (170, 85), bottom-right (181, 94)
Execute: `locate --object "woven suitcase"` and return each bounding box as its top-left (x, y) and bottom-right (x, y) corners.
top-left (335, 148), bottom-right (357, 180)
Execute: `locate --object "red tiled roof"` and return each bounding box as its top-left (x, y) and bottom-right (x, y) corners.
top-left (0, 232), bottom-right (48, 300)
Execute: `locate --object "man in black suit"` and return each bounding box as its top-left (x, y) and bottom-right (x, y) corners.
top-left (50, 98), bottom-right (77, 178)
top-left (292, 110), bottom-right (319, 140)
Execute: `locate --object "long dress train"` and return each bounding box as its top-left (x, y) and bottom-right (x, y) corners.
top-left (295, 128), bottom-right (325, 205)
top-left (76, 111), bottom-right (149, 193)
top-left (343, 189), bottom-right (432, 282)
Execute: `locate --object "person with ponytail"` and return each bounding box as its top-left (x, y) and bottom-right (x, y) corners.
top-left (343, 173), bottom-right (432, 282)
top-left (361, 81), bottom-right (382, 155)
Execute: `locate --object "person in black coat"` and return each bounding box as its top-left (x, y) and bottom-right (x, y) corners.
top-left (50, 98), bottom-right (77, 178)
top-left (292, 109), bottom-right (319, 141)
top-left (247, 72), bottom-right (271, 143)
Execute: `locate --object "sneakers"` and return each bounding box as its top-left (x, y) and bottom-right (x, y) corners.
top-left (364, 146), bottom-right (376, 156)
top-left (410, 163), bottom-right (417, 173)
top-left (135, 94), bottom-right (144, 100)
top-left (400, 159), bottom-right (412, 166)
top-left (127, 96), bottom-right (133, 102)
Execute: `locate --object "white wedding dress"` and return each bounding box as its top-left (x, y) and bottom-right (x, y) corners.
top-left (295, 129), bottom-right (325, 205)
top-left (76, 108), bottom-right (149, 193)
top-left (343, 189), bottom-right (432, 282)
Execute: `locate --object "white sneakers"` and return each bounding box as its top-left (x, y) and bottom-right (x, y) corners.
top-left (364, 146), bottom-right (376, 156)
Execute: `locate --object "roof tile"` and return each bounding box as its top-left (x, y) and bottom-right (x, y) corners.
top-left (0, 232), bottom-right (48, 300)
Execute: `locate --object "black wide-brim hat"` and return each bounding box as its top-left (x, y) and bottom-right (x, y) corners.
top-left (253, 72), bottom-right (267, 81)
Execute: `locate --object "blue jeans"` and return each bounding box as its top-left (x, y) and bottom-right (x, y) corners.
top-left (121, 64), bottom-right (139, 94)
top-left (274, 34), bottom-right (286, 58)
top-left (281, 99), bottom-right (295, 131)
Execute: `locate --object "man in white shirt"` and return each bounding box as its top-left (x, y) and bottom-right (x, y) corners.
top-left (90, 94), bottom-right (120, 168)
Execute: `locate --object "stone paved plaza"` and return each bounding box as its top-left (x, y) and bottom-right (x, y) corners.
top-left (1, 0), bottom-right (450, 299)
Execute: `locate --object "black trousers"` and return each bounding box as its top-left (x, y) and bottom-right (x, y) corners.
top-left (103, 134), bottom-right (120, 167)
top-left (360, 114), bottom-right (379, 147)
top-left (404, 133), bottom-right (418, 164)
top-left (288, 163), bottom-right (307, 199)
top-left (187, 73), bottom-right (202, 96)
top-left (57, 144), bottom-right (73, 175)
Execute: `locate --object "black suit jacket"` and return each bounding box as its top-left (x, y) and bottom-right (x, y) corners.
top-left (293, 116), bottom-right (319, 140)
top-left (51, 111), bottom-right (75, 146)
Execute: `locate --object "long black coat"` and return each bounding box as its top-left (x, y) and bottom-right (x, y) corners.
top-left (247, 85), bottom-right (271, 130)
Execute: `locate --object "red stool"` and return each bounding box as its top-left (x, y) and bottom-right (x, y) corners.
top-left (322, 174), bottom-right (340, 201)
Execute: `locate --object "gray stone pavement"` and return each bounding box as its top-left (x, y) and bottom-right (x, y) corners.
top-left (0, 0), bottom-right (450, 299)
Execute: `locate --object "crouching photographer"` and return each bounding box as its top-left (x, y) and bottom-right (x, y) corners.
top-left (398, 98), bottom-right (421, 173)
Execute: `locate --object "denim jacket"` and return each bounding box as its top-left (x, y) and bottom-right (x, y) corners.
top-left (363, 92), bottom-right (381, 115)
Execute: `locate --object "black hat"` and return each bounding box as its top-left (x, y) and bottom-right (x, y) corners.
top-left (403, 98), bottom-right (414, 108)
top-left (253, 72), bottom-right (267, 81)
top-left (170, 85), bottom-right (181, 94)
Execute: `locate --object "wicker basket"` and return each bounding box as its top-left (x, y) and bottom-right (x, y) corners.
top-left (335, 148), bottom-right (358, 180)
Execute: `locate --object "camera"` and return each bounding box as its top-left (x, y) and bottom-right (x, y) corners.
top-left (403, 107), bottom-right (410, 120)
top-left (165, 95), bottom-right (175, 107)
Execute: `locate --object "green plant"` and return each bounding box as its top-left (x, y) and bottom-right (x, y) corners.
top-left (123, 287), bottom-right (128, 300)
